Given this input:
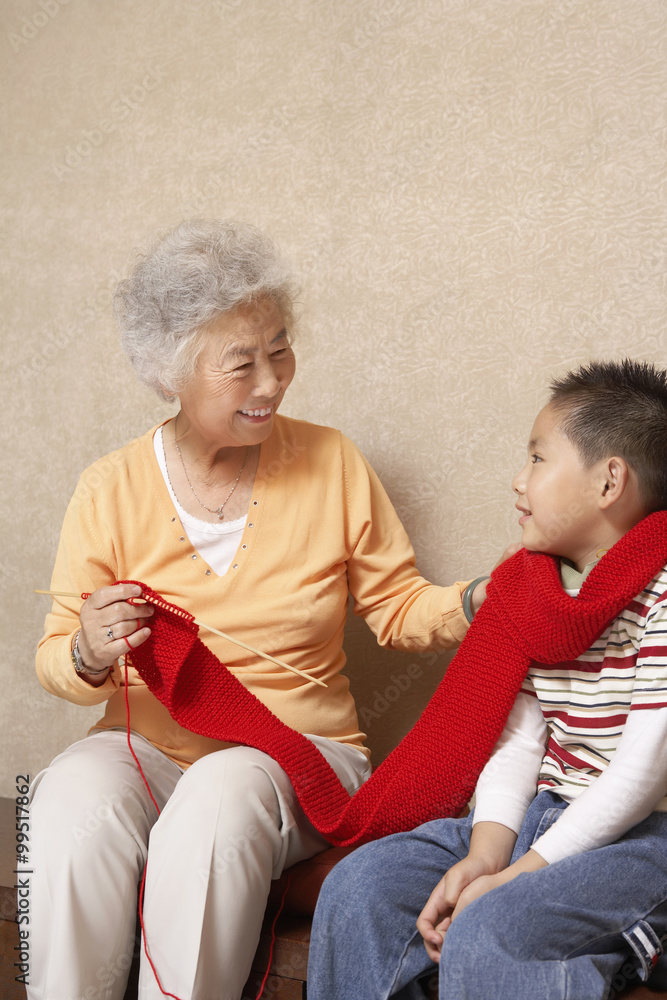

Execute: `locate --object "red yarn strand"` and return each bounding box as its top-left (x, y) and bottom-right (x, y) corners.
top-left (124, 657), bottom-right (184, 1000)
top-left (123, 655), bottom-right (160, 815)
top-left (137, 866), bottom-right (184, 1000)
top-left (254, 872), bottom-right (292, 1000)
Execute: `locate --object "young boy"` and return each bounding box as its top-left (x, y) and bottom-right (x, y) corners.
top-left (307, 359), bottom-right (667, 1000)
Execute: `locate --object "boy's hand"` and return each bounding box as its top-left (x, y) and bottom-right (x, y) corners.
top-left (416, 822), bottom-right (519, 962)
top-left (416, 854), bottom-right (499, 963)
top-left (452, 848), bottom-right (548, 919)
top-left (417, 848), bottom-right (548, 962)
top-left (447, 868), bottom-right (516, 920)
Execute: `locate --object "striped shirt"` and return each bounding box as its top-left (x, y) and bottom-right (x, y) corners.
top-left (523, 565), bottom-right (667, 798)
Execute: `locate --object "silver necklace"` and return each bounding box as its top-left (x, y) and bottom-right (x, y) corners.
top-left (174, 420), bottom-right (248, 520)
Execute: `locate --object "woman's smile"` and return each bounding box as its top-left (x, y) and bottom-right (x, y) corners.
top-left (239, 405), bottom-right (274, 422)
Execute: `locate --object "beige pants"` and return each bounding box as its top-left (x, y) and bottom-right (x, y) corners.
top-left (27, 728), bottom-right (370, 1000)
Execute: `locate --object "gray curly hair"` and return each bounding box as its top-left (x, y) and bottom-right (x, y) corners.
top-left (113, 219), bottom-right (298, 401)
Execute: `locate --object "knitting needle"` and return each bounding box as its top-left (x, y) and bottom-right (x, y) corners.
top-left (34, 589), bottom-right (85, 599)
top-left (190, 618), bottom-right (327, 688)
top-left (33, 589), bottom-right (327, 688)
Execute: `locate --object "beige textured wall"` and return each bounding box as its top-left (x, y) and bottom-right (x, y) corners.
top-left (2, 0), bottom-right (666, 795)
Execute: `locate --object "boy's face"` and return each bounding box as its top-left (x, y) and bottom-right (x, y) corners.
top-left (512, 404), bottom-right (608, 571)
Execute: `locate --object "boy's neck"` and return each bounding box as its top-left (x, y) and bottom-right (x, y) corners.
top-left (568, 512), bottom-right (648, 574)
top-left (560, 557), bottom-right (599, 590)
top-left (560, 511), bottom-right (650, 583)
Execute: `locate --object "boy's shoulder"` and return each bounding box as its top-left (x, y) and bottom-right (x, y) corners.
top-left (623, 564), bottom-right (667, 626)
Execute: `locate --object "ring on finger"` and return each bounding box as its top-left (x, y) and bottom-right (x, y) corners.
top-left (107, 626), bottom-right (114, 640)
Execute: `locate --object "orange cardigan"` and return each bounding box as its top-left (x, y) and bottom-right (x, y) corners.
top-left (37, 415), bottom-right (469, 769)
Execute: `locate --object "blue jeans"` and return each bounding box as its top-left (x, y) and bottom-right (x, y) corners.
top-left (307, 792), bottom-right (667, 1000)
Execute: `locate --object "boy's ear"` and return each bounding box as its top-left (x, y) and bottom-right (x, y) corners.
top-left (598, 457), bottom-right (630, 509)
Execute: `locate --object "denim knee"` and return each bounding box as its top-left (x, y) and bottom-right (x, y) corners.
top-left (319, 845), bottom-right (373, 911)
top-left (440, 898), bottom-right (496, 975)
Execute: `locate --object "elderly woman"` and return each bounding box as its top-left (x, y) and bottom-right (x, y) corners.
top-left (29, 220), bottom-right (491, 1000)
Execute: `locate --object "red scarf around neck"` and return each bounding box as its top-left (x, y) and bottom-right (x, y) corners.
top-left (125, 511), bottom-right (667, 846)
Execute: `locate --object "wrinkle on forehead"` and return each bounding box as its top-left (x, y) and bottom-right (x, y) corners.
top-left (220, 328), bottom-right (288, 363)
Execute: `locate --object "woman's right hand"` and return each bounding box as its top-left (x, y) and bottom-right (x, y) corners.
top-left (77, 582), bottom-right (154, 676)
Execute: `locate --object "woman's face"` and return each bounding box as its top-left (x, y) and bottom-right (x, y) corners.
top-left (177, 299), bottom-right (296, 450)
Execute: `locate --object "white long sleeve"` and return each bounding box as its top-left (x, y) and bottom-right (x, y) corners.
top-left (472, 691), bottom-right (547, 834)
top-left (532, 705), bottom-right (667, 863)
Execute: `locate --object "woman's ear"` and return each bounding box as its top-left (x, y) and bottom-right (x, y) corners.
top-left (598, 457), bottom-right (630, 509)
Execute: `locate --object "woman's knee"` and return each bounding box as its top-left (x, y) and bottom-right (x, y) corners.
top-left (30, 734), bottom-right (160, 859)
top-left (173, 746), bottom-right (286, 818)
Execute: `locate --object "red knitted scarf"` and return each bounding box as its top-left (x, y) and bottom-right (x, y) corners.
top-left (125, 511), bottom-right (667, 846)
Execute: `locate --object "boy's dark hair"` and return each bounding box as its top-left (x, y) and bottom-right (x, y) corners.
top-left (548, 359), bottom-right (667, 514)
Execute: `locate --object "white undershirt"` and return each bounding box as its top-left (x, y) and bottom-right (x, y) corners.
top-left (154, 425), bottom-right (246, 577)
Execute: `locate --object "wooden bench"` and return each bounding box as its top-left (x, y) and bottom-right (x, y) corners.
top-left (242, 846), bottom-right (434, 1000)
top-left (243, 846), bottom-right (354, 999)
